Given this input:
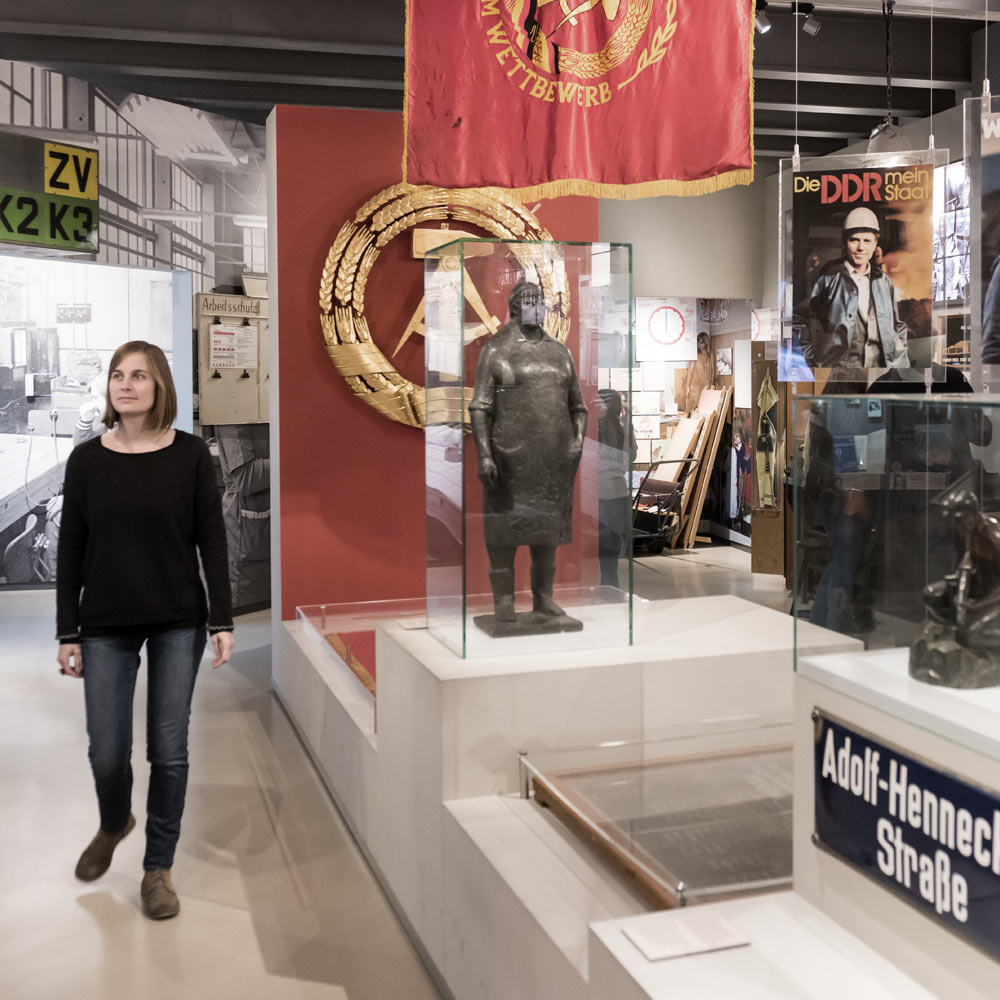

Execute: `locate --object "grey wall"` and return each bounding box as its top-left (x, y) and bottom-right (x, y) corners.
top-left (598, 180), bottom-right (767, 302)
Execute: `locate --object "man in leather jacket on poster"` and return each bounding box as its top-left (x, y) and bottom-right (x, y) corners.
top-left (796, 207), bottom-right (911, 371)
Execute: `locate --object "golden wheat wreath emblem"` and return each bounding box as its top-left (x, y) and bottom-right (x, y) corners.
top-left (501, 0), bottom-right (676, 87)
top-left (319, 184), bottom-right (570, 428)
top-left (507, 0), bottom-right (653, 77)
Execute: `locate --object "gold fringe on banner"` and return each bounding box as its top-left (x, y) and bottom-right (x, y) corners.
top-left (504, 168), bottom-right (755, 202)
top-left (747, 0), bottom-right (756, 169)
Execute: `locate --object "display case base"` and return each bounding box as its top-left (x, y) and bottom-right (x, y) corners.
top-left (473, 610), bottom-right (583, 637)
top-left (530, 745), bottom-right (793, 909)
top-left (273, 596), bottom-right (861, 1000)
top-left (794, 653), bottom-right (1000, 1000)
top-left (590, 893), bottom-right (937, 1000)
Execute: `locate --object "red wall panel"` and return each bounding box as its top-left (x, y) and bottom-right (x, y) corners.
top-left (274, 105), bottom-right (599, 618)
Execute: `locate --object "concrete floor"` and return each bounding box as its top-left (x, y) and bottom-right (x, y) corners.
top-left (0, 543), bottom-right (785, 999)
top-left (634, 542), bottom-right (790, 613)
top-left (0, 591), bottom-right (442, 1000)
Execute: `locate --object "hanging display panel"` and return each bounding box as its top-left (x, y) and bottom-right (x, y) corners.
top-left (965, 95), bottom-right (1000, 382)
top-left (778, 150), bottom-right (949, 384)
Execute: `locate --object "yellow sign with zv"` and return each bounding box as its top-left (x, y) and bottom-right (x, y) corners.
top-left (44, 142), bottom-right (98, 200)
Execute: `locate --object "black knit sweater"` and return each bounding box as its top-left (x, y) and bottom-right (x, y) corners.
top-left (55, 431), bottom-right (233, 642)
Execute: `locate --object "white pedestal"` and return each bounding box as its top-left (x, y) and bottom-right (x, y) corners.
top-left (273, 595), bottom-right (862, 999)
top-left (590, 893), bottom-right (937, 1000)
top-left (794, 652), bottom-right (1000, 1000)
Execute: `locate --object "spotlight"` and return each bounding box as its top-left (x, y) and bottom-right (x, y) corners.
top-left (793, 2), bottom-right (821, 36)
top-left (755, 0), bottom-right (771, 34)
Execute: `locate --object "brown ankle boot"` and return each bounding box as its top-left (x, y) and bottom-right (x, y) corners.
top-left (141, 869), bottom-right (180, 920)
top-left (75, 813), bottom-right (136, 881)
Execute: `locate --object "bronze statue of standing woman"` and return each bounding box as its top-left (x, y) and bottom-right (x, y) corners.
top-left (469, 280), bottom-right (588, 636)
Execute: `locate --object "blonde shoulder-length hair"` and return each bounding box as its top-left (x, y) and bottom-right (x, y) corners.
top-left (102, 341), bottom-right (177, 432)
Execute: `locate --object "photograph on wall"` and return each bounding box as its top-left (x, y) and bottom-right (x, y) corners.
top-left (729, 409), bottom-right (753, 537)
top-left (632, 414), bottom-right (660, 440)
top-left (705, 408), bottom-right (753, 542)
top-left (934, 161), bottom-right (970, 306)
top-left (0, 256), bottom-right (183, 587)
top-left (677, 332), bottom-right (714, 414)
top-left (635, 297), bottom-right (697, 362)
top-left (785, 161), bottom-right (936, 380)
top-left (715, 347), bottom-right (733, 376)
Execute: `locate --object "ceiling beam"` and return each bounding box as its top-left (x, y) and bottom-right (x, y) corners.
top-left (754, 126), bottom-right (866, 139)
top-left (810, 0), bottom-right (1000, 19)
top-left (45, 62), bottom-right (404, 91)
top-left (0, 20), bottom-right (404, 57)
top-left (755, 149), bottom-right (817, 159)
top-left (754, 68), bottom-right (967, 91)
top-left (754, 101), bottom-right (923, 121)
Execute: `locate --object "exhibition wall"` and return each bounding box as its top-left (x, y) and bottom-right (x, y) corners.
top-left (598, 182), bottom-right (766, 301)
top-left (269, 105), bottom-right (599, 619)
top-left (0, 57), bottom-right (271, 603)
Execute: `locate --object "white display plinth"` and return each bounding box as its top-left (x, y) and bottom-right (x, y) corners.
top-left (273, 596), bottom-right (860, 999)
top-left (799, 647), bottom-right (1000, 762)
top-left (794, 654), bottom-right (1000, 1000)
top-left (590, 893), bottom-right (937, 999)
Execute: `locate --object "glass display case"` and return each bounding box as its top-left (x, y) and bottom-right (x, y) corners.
top-left (793, 391), bottom-right (1000, 689)
top-left (520, 722), bottom-right (793, 909)
top-left (296, 598), bottom-right (427, 698)
top-left (424, 239), bottom-right (633, 658)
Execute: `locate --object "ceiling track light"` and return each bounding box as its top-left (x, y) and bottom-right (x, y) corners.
top-left (792, 2), bottom-right (821, 36)
top-left (755, 0), bottom-right (771, 34)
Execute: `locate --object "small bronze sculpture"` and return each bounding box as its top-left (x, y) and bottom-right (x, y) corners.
top-left (469, 280), bottom-right (588, 636)
top-left (910, 488), bottom-right (1000, 687)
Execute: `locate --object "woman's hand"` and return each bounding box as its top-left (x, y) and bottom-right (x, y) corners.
top-left (210, 631), bottom-right (235, 668)
top-left (57, 644), bottom-right (83, 678)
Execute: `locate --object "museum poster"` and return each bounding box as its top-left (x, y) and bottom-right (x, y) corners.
top-left (814, 712), bottom-right (1000, 961)
top-left (788, 162), bottom-right (934, 380)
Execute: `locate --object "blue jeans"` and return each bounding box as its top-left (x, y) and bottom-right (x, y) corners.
top-left (81, 625), bottom-right (205, 871)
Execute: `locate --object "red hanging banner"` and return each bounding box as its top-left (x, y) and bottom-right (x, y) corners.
top-left (404, 1), bottom-right (755, 199)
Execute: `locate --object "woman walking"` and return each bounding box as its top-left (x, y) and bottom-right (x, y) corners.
top-left (56, 341), bottom-right (233, 920)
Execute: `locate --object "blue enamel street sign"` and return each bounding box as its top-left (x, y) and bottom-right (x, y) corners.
top-left (814, 711), bottom-right (1000, 960)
